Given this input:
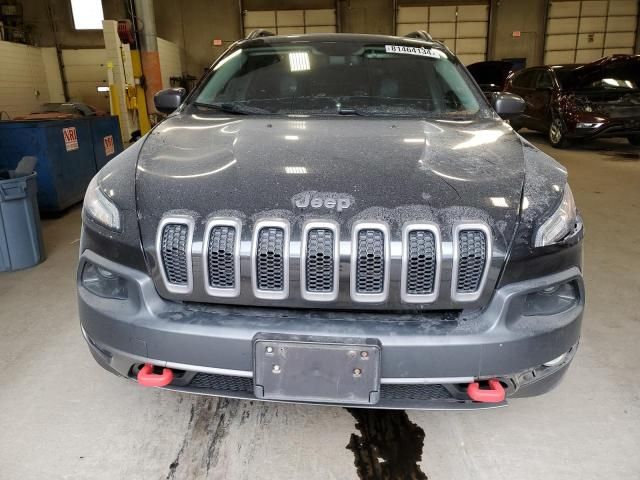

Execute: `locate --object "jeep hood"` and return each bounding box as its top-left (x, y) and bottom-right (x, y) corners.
top-left (135, 114), bottom-right (524, 251)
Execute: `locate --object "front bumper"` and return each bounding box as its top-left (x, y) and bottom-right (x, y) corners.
top-left (569, 118), bottom-right (640, 139)
top-left (78, 250), bottom-right (584, 409)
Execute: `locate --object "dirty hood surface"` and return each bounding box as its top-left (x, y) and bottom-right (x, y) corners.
top-left (135, 114), bottom-right (525, 249)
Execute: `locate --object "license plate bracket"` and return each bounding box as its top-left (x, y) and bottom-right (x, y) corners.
top-left (253, 335), bottom-right (381, 405)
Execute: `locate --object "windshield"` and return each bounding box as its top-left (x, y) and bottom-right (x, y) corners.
top-left (556, 62), bottom-right (640, 92)
top-left (192, 41), bottom-right (482, 117)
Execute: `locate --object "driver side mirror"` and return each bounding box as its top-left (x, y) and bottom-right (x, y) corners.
top-left (490, 92), bottom-right (525, 120)
top-left (154, 88), bottom-right (186, 115)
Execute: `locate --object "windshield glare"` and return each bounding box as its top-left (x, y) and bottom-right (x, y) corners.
top-left (193, 42), bottom-right (482, 117)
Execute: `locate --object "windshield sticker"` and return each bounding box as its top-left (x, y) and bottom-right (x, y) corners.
top-left (385, 45), bottom-right (444, 59)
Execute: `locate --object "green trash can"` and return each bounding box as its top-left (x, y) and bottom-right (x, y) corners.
top-left (0, 170), bottom-right (46, 272)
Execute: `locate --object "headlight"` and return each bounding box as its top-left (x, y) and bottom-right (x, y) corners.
top-left (535, 184), bottom-right (577, 247)
top-left (83, 176), bottom-right (121, 231)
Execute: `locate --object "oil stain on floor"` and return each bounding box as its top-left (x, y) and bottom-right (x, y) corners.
top-left (346, 409), bottom-right (428, 480)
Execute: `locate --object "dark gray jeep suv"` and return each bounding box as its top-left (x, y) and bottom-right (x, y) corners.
top-left (78, 32), bottom-right (584, 409)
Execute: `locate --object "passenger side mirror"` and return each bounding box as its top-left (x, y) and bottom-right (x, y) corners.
top-left (154, 88), bottom-right (186, 115)
top-left (490, 92), bottom-right (525, 119)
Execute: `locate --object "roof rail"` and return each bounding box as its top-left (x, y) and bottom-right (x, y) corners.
top-left (404, 30), bottom-right (434, 42)
top-left (245, 29), bottom-right (275, 40)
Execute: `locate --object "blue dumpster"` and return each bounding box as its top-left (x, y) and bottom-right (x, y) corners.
top-left (0, 116), bottom-right (123, 212)
top-left (89, 116), bottom-right (124, 171)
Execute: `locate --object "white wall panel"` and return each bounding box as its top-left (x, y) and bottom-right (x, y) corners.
top-left (544, 0), bottom-right (638, 64)
top-left (158, 37), bottom-right (183, 90)
top-left (61, 48), bottom-right (108, 110)
top-left (0, 41), bottom-right (52, 118)
top-left (396, 3), bottom-right (489, 63)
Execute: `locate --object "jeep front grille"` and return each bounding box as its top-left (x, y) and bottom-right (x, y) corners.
top-left (156, 216), bottom-right (492, 305)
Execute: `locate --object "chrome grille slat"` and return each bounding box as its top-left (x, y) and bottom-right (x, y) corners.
top-left (156, 216), bottom-right (194, 295)
top-left (350, 222), bottom-right (390, 303)
top-left (301, 221), bottom-right (339, 301)
top-left (452, 223), bottom-right (491, 302)
top-left (162, 224), bottom-right (189, 284)
top-left (203, 218), bottom-right (241, 298)
top-left (401, 223), bottom-right (440, 303)
top-left (252, 220), bottom-right (290, 300)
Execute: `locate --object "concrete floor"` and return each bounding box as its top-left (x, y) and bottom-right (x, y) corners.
top-left (1, 132), bottom-right (639, 479)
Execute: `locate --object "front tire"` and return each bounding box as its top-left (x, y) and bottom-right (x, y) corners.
top-left (549, 115), bottom-right (569, 148)
top-left (628, 135), bottom-right (640, 146)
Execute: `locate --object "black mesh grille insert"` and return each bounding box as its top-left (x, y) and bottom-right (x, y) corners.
top-left (161, 223), bottom-right (189, 285)
top-left (188, 373), bottom-right (253, 392)
top-left (207, 225), bottom-right (236, 289)
top-left (256, 226), bottom-right (285, 291)
top-left (380, 384), bottom-right (453, 400)
top-left (406, 230), bottom-right (437, 295)
top-left (306, 228), bottom-right (335, 292)
top-left (356, 229), bottom-right (385, 294)
top-left (457, 230), bottom-right (487, 293)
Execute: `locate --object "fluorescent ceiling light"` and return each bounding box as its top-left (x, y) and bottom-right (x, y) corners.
top-left (71, 0), bottom-right (104, 30)
top-left (289, 52), bottom-right (310, 72)
top-left (285, 166), bottom-right (307, 174)
top-left (96, 86), bottom-right (110, 93)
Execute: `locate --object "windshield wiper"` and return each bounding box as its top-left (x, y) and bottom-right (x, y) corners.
top-left (336, 105), bottom-right (369, 116)
top-left (192, 102), bottom-right (269, 115)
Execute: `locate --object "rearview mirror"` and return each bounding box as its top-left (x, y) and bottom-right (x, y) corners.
top-left (490, 92), bottom-right (525, 120)
top-left (154, 88), bottom-right (186, 115)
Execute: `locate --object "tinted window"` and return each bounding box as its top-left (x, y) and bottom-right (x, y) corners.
top-left (193, 42), bottom-right (483, 117)
top-left (511, 69), bottom-right (536, 88)
top-left (535, 70), bottom-right (553, 89)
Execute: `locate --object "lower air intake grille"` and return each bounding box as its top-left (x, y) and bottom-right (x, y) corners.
top-left (207, 225), bottom-right (236, 288)
top-left (380, 384), bottom-right (453, 400)
top-left (306, 228), bottom-right (335, 292)
top-left (406, 230), bottom-right (437, 295)
top-left (256, 226), bottom-right (285, 291)
top-left (457, 230), bottom-right (487, 292)
top-left (188, 373), bottom-right (253, 392)
top-left (356, 229), bottom-right (385, 294)
top-left (161, 224), bottom-right (189, 285)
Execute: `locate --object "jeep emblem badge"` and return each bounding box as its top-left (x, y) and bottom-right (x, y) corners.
top-left (293, 192), bottom-right (353, 212)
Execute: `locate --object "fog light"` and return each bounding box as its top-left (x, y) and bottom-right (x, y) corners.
top-left (523, 281), bottom-right (578, 316)
top-left (81, 262), bottom-right (128, 299)
top-left (576, 122), bottom-right (603, 129)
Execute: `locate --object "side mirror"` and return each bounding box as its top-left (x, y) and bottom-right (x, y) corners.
top-left (491, 92), bottom-right (525, 119)
top-left (154, 88), bottom-right (186, 115)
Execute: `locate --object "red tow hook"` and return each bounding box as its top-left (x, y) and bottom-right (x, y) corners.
top-left (137, 363), bottom-right (174, 387)
top-left (467, 379), bottom-right (506, 403)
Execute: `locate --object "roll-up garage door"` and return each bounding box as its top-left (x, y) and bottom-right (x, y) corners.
top-left (544, 0), bottom-right (638, 64)
top-left (243, 9), bottom-right (336, 36)
top-left (396, 3), bottom-right (490, 65)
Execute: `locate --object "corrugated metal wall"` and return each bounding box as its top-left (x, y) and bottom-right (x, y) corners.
top-left (0, 41), bottom-right (58, 118)
top-left (544, 0), bottom-right (639, 64)
top-left (243, 8), bottom-right (337, 35)
top-left (395, 3), bottom-right (490, 65)
top-left (61, 49), bottom-right (109, 111)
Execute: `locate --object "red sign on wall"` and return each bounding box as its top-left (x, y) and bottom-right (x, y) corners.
top-left (103, 135), bottom-right (115, 156)
top-left (63, 127), bottom-right (79, 151)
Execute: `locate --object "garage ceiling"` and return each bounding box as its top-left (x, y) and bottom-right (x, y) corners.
top-left (544, 0), bottom-right (639, 64)
top-left (243, 9), bottom-right (337, 35)
top-left (395, 3), bottom-right (490, 65)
